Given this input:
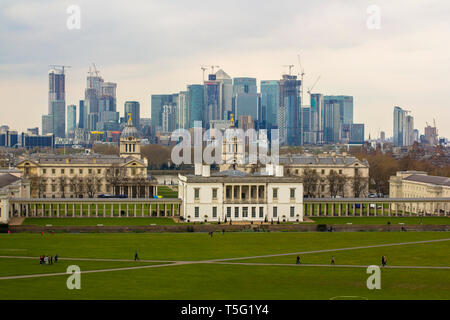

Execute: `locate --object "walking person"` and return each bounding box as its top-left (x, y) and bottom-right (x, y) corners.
top-left (54, 254), bottom-right (58, 263)
top-left (331, 256), bottom-right (335, 265)
top-left (381, 256), bottom-right (387, 267)
top-left (296, 256), bottom-right (301, 264)
top-left (134, 250), bottom-right (139, 261)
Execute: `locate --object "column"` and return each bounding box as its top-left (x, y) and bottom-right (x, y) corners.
top-left (164, 204), bottom-right (167, 217)
top-left (118, 203), bottom-right (121, 217)
top-left (338, 203), bottom-right (341, 216)
top-left (96, 204), bottom-right (99, 217)
top-left (157, 204), bottom-right (160, 217)
top-left (88, 204), bottom-right (91, 217)
top-left (72, 204), bottom-right (75, 217)
top-left (57, 204), bottom-right (60, 217)
top-left (141, 203), bottom-right (144, 217)
top-left (103, 203), bottom-right (106, 217)
top-left (65, 204), bottom-right (68, 217)
top-left (134, 203), bottom-right (137, 217)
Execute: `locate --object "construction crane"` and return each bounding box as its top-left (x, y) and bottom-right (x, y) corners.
top-left (297, 54), bottom-right (305, 104)
top-left (200, 66), bottom-right (208, 82)
top-left (49, 65), bottom-right (71, 74)
top-left (282, 64), bottom-right (295, 76)
top-left (307, 75), bottom-right (321, 96)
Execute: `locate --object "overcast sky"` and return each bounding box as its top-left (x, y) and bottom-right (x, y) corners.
top-left (1, 0), bottom-right (449, 138)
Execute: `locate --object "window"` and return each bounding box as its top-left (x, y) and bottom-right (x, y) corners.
top-left (194, 188), bottom-right (200, 199)
top-left (79, 169), bottom-right (83, 174)
top-left (97, 169), bottom-right (101, 174)
top-left (43, 169), bottom-right (47, 174)
top-left (52, 169), bottom-right (56, 174)
top-left (273, 188), bottom-right (278, 199)
top-left (273, 206), bottom-right (278, 218)
top-left (339, 169), bottom-right (342, 174)
top-left (51, 185), bottom-right (56, 192)
top-left (61, 169), bottom-right (65, 174)
top-left (290, 188), bottom-right (295, 199)
top-left (321, 169), bottom-right (325, 174)
top-left (70, 169), bottom-right (74, 174)
top-left (212, 188), bottom-right (218, 200)
top-left (259, 207), bottom-right (264, 218)
top-left (212, 207), bottom-right (217, 218)
top-left (290, 206), bottom-right (295, 217)
top-left (243, 207), bottom-right (248, 218)
top-left (251, 207), bottom-right (256, 218)
top-left (234, 207), bottom-right (239, 218)
top-left (227, 207), bottom-right (231, 218)
top-left (132, 168), bottom-right (136, 175)
top-left (88, 169), bottom-right (92, 174)
top-left (194, 207), bottom-right (199, 218)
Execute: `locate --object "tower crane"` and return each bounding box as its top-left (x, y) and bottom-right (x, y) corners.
top-left (297, 54), bottom-right (305, 105)
top-left (49, 65), bottom-right (71, 74)
top-left (282, 64), bottom-right (295, 76)
top-left (200, 66), bottom-right (208, 82)
top-left (307, 75), bottom-right (321, 96)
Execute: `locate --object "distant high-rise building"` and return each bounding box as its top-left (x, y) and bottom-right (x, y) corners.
top-left (380, 131), bottom-right (386, 142)
top-left (215, 70), bottom-right (233, 119)
top-left (278, 74), bottom-right (301, 146)
top-left (393, 106), bottom-right (406, 147)
top-left (260, 80), bottom-right (279, 130)
top-left (78, 100), bottom-right (85, 129)
top-left (424, 124), bottom-right (438, 146)
top-left (43, 68), bottom-right (66, 138)
top-left (177, 91), bottom-right (189, 129)
top-left (187, 85), bottom-right (205, 128)
top-left (310, 93), bottom-right (324, 144)
top-left (350, 124), bottom-right (365, 144)
top-left (67, 104), bottom-right (77, 135)
top-left (232, 77), bottom-right (258, 125)
top-left (42, 114), bottom-right (54, 136)
top-left (124, 101), bottom-right (140, 129)
top-left (405, 115), bottom-right (414, 146)
top-left (324, 101), bottom-right (341, 143)
top-left (161, 104), bottom-right (176, 133)
top-left (151, 94), bottom-right (175, 133)
top-left (204, 79), bottom-right (221, 126)
top-left (324, 95), bottom-right (353, 142)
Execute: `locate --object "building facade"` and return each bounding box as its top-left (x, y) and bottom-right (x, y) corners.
top-left (390, 171), bottom-right (450, 198)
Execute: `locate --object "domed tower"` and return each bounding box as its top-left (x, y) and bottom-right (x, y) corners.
top-left (120, 113), bottom-right (141, 159)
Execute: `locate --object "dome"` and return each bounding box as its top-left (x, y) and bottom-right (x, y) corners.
top-left (121, 124), bottom-right (139, 139)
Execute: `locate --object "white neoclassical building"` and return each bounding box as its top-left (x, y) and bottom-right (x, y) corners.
top-left (178, 164), bottom-right (303, 223)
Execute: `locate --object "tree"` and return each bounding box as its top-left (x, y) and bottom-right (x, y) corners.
top-left (57, 176), bottom-right (68, 198)
top-left (352, 170), bottom-right (368, 198)
top-left (105, 164), bottom-right (126, 195)
top-left (92, 144), bottom-right (119, 155)
top-left (300, 169), bottom-right (319, 198)
top-left (85, 176), bottom-right (101, 198)
top-left (70, 175), bottom-right (84, 198)
top-left (30, 174), bottom-right (47, 198)
top-left (336, 174), bottom-right (348, 197)
top-left (141, 145), bottom-right (172, 169)
top-left (326, 171), bottom-right (340, 198)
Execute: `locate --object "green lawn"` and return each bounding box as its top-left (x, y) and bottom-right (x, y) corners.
top-left (157, 186), bottom-right (178, 198)
top-left (22, 217), bottom-right (179, 226)
top-left (0, 232), bottom-right (449, 299)
top-left (309, 217), bottom-right (449, 225)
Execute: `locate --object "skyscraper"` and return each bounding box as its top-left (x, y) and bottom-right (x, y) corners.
top-left (232, 77), bottom-right (259, 126)
top-left (278, 74), bottom-right (301, 146)
top-left (405, 115), bottom-right (414, 146)
top-left (310, 93), bottom-right (324, 144)
top-left (215, 69), bottom-right (233, 119)
top-left (67, 104), bottom-right (76, 136)
top-left (204, 77), bottom-right (221, 126)
top-left (43, 67), bottom-right (66, 138)
top-left (393, 106), bottom-right (406, 147)
top-left (78, 100), bottom-right (85, 129)
top-left (324, 95), bottom-right (353, 142)
top-left (177, 91), bottom-right (189, 129)
top-left (124, 101), bottom-right (140, 129)
top-left (151, 94), bottom-right (175, 133)
top-left (260, 80), bottom-right (280, 130)
top-left (324, 101), bottom-right (341, 143)
top-left (187, 85), bottom-right (205, 128)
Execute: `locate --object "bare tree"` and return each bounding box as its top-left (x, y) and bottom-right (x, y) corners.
top-left (58, 176), bottom-right (68, 198)
top-left (105, 164), bottom-right (126, 195)
top-left (326, 171), bottom-right (340, 198)
top-left (336, 174), bottom-right (348, 197)
top-left (300, 169), bottom-right (319, 198)
top-left (70, 175), bottom-right (85, 198)
top-left (352, 170), bottom-right (368, 198)
top-left (85, 176), bottom-right (96, 198)
top-left (30, 174), bottom-right (47, 198)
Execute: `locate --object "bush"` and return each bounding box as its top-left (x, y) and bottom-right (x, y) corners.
top-left (186, 226), bottom-right (194, 232)
top-left (316, 224), bottom-right (327, 232)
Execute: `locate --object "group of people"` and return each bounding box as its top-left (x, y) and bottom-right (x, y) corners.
top-left (40, 254), bottom-right (58, 265)
top-left (294, 255), bottom-right (388, 267)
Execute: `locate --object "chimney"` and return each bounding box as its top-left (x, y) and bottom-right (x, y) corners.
top-left (202, 165), bottom-right (210, 177)
top-left (275, 165), bottom-right (284, 177)
top-left (194, 163), bottom-right (202, 176)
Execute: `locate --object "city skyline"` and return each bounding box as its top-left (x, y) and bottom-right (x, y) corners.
top-left (1, 0), bottom-right (449, 137)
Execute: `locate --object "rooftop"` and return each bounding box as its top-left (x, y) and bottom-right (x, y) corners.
top-left (0, 173), bottom-right (21, 189)
top-left (404, 174), bottom-right (450, 187)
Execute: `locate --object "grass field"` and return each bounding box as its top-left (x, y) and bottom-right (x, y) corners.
top-left (0, 232), bottom-right (449, 300)
top-left (22, 217), bottom-right (179, 226)
top-left (20, 216), bottom-right (449, 226)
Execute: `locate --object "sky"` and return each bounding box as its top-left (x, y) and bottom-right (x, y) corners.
top-left (1, 0), bottom-right (449, 139)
